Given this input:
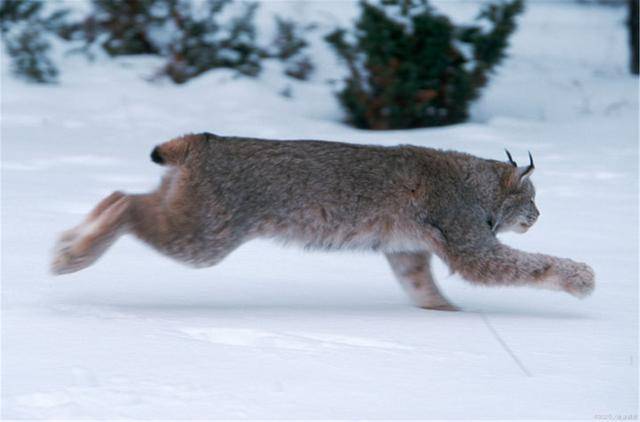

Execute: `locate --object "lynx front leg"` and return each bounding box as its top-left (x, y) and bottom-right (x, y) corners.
top-left (445, 240), bottom-right (595, 298)
top-left (385, 251), bottom-right (458, 311)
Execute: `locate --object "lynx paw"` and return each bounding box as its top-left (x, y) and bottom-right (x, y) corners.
top-left (422, 302), bottom-right (460, 312)
top-left (409, 289), bottom-right (459, 311)
top-left (414, 297), bottom-right (459, 311)
top-left (51, 227), bottom-right (99, 275)
top-left (557, 260), bottom-right (595, 298)
top-left (51, 198), bottom-right (128, 276)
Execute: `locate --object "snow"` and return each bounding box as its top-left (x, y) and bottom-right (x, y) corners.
top-left (1, 0), bottom-right (638, 419)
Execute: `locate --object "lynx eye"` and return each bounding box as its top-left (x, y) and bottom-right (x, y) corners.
top-left (486, 217), bottom-right (495, 230)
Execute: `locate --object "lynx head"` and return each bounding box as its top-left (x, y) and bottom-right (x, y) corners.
top-left (493, 151), bottom-right (539, 234)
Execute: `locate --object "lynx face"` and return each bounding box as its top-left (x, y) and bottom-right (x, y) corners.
top-left (495, 179), bottom-right (539, 234)
top-left (493, 151), bottom-right (539, 234)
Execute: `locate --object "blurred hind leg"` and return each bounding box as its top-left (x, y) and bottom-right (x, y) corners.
top-left (54, 191), bottom-right (125, 247)
top-left (52, 191), bottom-right (243, 274)
top-left (128, 194), bottom-right (244, 268)
top-left (52, 192), bottom-right (132, 275)
top-left (86, 191), bottom-right (126, 221)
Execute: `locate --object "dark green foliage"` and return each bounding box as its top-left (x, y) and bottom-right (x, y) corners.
top-left (82, 0), bottom-right (160, 56)
top-left (326, 0), bottom-right (523, 130)
top-left (0, 0), bottom-right (68, 83)
top-left (159, 1), bottom-right (262, 83)
top-left (269, 17), bottom-right (314, 80)
top-left (0, 0), bottom-right (41, 31)
top-left (458, 0), bottom-right (524, 89)
top-left (2, 0), bottom-right (317, 85)
top-left (4, 25), bottom-right (58, 83)
top-left (65, 0), bottom-right (262, 84)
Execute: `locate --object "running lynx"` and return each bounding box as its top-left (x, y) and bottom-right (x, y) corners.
top-left (51, 133), bottom-right (595, 310)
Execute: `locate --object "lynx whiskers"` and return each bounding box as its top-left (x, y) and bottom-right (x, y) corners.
top-left (51, 133), bottom-right (595, 310)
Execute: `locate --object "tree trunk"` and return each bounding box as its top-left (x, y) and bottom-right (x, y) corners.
top-left (630, 0), bottom-right (639, 75)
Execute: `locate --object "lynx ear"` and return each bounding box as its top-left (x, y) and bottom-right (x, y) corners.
top-left (505, 149), bottom-right (518, 167)
top-left (505, 150), bottom-right (535, 186)
top-left (518, 151), bottom-right (535, 180)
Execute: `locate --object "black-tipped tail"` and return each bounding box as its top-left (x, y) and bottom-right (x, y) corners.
top-left (150, 146), bottom-right (164, 165)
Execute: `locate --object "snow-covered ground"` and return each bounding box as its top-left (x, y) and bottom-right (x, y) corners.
top-left (1, 1), bottom-right (638, 419)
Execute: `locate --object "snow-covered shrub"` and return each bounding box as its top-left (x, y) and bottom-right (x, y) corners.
top-left (268, 17), bottom-right (314, 81)
top-left (69, 0), bottom-right (160, 56)
top-left (2, 0), bottom-right (318, 85)
top-left (0, 0), bottom-right (68, 83)
top-left (158, 1), bottom-right (261, 83)
top-left (65, 0), bottom-right (262, 84)
top-left (326, 0), bottom-right (523, 129)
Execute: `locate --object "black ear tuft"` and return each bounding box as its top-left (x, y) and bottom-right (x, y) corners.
top-left (505, 149), bottom-right (517, 167)
top-left (150, 146), bottom-right (164, 165)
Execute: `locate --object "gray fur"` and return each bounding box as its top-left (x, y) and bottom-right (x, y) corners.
top-left (51, 133), bottom-right (595, 309)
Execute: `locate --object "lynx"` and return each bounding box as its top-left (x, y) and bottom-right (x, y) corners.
top-left (51, 133), bottom-right (595, 310)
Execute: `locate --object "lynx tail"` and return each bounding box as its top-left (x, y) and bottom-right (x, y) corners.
top-left (150, 133), bottom-right (205, 166)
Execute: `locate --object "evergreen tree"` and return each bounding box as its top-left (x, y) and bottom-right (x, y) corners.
top-left (83, 0), bottom-right (159, 56)
top-left (4, 25), bottom-right (58, 83)
top-left (159, 1), bottom-right (262, 83)
top-left (2, 0), bottom-right (317, 85)
top-left (269, 17), bottom-right (314, 80)
top-left (326, 0), bottom-right (523, 130)
top-left (65, 0), bottom-right (262, 84)
top-left (0, 0), bottom-right (68, 83)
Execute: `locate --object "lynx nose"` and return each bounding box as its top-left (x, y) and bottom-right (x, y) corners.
top-left (531, 204), bottom-right (540, 222)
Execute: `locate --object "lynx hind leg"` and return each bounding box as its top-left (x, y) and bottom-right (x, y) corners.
top-left (55, 191), bottom-right (123, 243)
top-left (52, 188), bottom-right (245, 274)
top-left (385, 252), bottom-right (458, 311)
top-left (51, 192), bottom-right (131, 275)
